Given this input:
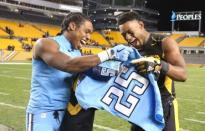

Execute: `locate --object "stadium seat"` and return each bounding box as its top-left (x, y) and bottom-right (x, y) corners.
top-left (0, 38), bottom-right (23, 51)
top-left (81, 46), bottom-right (103, 54)
top-left (10, 51), bottom-right (32, 61)
top-left (179, 37), bottom-right (205, 47)
top-left (170, 33), bottom-right (186, 40)
top-left (104, 31), bottom-right (127, 44)
top-left (33, 24), bottom-right (60, 36)
top-left (0, 29), bottom-right (8, 36)
top-left (0, 19), bottom-right (43, 38)
top-left (90, 32), bottom-right (110, 46)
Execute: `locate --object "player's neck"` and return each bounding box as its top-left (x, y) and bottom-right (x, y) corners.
top-left (63, 32), bottom-right (76, 49)
top-left (144, 31), bottom-right (150, 44)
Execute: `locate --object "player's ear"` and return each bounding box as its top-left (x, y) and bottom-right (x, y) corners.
top-left (138, 21), bottom-right (144, 29)
top-left (68, 22), bottom-right (77, 31)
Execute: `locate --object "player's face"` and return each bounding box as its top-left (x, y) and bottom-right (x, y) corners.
top-left (119, 20), bottom-right (144, 49)
top-left (74, 20), bottom-right (93, 49)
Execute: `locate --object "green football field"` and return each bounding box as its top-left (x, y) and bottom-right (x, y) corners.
top-left (0, 63), bottom-right (204, 131)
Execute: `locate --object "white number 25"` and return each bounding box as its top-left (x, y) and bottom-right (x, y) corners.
top-left (101, 67), bottom-right (149, 117)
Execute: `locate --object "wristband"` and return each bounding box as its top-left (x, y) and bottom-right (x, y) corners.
top-left (98, 49), bottom-right (111, 62)
top-left (97, 49), bottom-right (115, 62)
top-left (160, 60), bottom-right (169, 74)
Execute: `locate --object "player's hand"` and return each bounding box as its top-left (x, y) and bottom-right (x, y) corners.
top-left (131, 57), bottom-right (161, 75)
top-left (98, 45), bottom-right (133, 62)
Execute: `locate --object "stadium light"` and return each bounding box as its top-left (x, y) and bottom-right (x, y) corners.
top-left (144, 0), bottom-right (147, 7)
top-left (114, 11), bottom-right (123, 16)
top-left (14, 8), bottom-right (19, 13)
top-left (59, 4), bottom-right (82, 12)
top-left (44, 12), bottom-right (54, 18)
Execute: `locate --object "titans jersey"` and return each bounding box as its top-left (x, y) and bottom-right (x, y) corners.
top-left (76, 49), bottom-right (165, 131)
top-left (27, 35), bottom-right (81, 114)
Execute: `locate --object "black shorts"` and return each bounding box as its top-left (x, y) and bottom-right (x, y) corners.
top-left (60, 108), bottom-right (96, 131)
top-left (130, 97), bottom-right (179, 131)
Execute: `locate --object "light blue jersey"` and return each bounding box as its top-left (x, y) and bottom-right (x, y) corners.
top-left (27, 35), bottom-right (81, 114)
top-left (76, 49), bottom-right (165, 131)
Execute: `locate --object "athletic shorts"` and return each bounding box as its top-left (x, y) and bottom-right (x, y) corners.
top-left (26, 110), bottom-right (65, 131)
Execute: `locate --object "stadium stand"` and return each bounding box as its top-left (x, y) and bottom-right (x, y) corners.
top-left (170, 33), bottom-right (186, 40)
top-left (104, 30), bottom-right (127, 44)
top-left (33, 24), bottom-right (60, 36)
top-left (0, 50), bottom-right (12, 61)
top-left (0, 0), bottom-right (204, 66)
top-left (11, 51), bottom-right (32, 61)
top-left (81, 46), bottom-right (103, 55)
top-left (178, 37), bottom-right (205, 47)
top-left (0, 19), bottom-right (44, 38)
top-left (90, 31), bottom-right (110, 46)
top-left (0, 28), bottom-right (8, 36)
top-left (170, 33), bottom-right (187, 42)
top-left (0, 38), bottom-right (23, 51)
top-left (0, 50), bottom-right (18, 61)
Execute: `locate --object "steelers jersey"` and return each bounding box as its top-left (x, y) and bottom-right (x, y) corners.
top-left (61, 74), bottom-right (95, 131)
top-left (136, 33), bottom-right (180, 131)
top-left (67, 74), bottom-right (84, 115)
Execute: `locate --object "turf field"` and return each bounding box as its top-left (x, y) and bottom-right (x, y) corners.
top-left (0, 63), bottom-right (204, 131)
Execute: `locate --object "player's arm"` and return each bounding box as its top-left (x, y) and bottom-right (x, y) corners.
top-left (34, 38), bottom-right (101, 73)
top-left (161, 37), bottom-right (187, 81)
top-left (132, 37), bottom-right (187, 82)
top-left (34, 38), bottom-right (133, 73)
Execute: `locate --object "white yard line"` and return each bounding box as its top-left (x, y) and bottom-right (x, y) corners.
top-left (184, 118), bottom-right (205, 124)
top-left (0, 92), bottom-right (9, 96)
top-left (0, 62), bottom-right (31, 65)
top-left (177, 98), bottom-right (205, 104)
top-left (0, 67), bottom-right (31, 71)
top-left (196, 112), bottom-right (205, 115)
top-left (23, 90), bottom-right (30, 93)
top-left (1, 70), bottom-right (12, 74)
top-left (0, 74), bottom-right (30, 80)
top-left (94, 124), bottom-right (120, 131)
top-left (180, 128), bottom-right (189, 131)
top-left (0, 102), bottom-right (25, 110)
